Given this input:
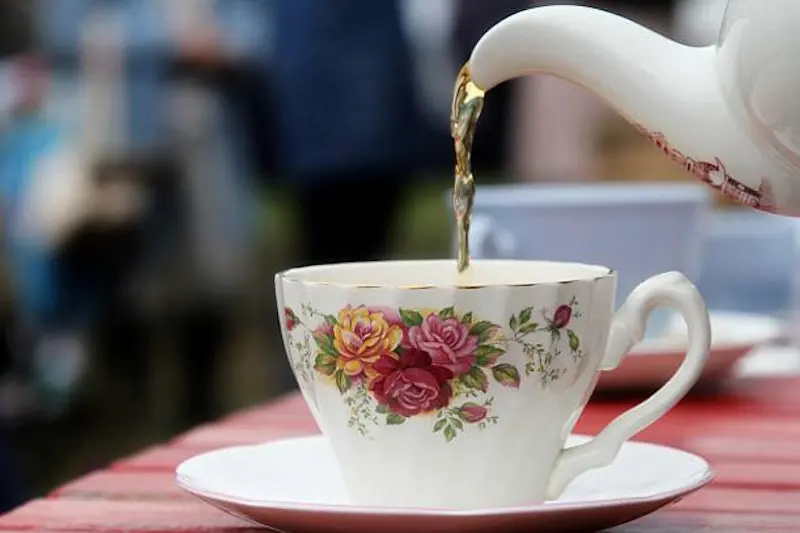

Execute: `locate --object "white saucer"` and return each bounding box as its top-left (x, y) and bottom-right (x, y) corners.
top-left (597, 311), bottom-right (782, 391)
top-left (176, 435), bottom-right (713, 533)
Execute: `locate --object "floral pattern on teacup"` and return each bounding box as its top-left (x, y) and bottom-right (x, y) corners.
top-left (283, 299), bottom-right (585, 441)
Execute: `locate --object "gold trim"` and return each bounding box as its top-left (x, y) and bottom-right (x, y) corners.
top-left (276, 261), bottom-right (615, 290)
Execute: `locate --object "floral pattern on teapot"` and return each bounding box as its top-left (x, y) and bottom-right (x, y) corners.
top-left (633, 122), bottom-right (777, 213)
top-left (283, 301), bottom-right (585, 441)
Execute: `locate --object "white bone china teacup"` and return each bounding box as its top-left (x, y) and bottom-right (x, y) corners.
top-left (276, 259), bottom-right (711, 510)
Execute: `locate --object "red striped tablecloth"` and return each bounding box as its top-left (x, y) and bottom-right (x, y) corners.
top-left (3, 376), bottom-right (800, 532)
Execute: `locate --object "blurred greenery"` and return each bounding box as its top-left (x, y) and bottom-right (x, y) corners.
top-left (257, 172), bottom-right (513, 263)
top-left (258, 175), bottom-right (459, 262)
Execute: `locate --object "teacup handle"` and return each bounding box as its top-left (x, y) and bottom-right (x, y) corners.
top-left (545, 271), bottom-right (711, 500)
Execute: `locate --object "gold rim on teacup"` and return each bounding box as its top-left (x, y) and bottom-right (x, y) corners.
top-left (276, 259), bottom-right (615, 290)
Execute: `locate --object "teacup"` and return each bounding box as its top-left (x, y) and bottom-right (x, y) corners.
top-left (450, 182), bottom-right (712, 335)
top-left (275, 259), bottom-right (710, 510)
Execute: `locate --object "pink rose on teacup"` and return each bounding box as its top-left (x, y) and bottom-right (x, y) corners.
top-left (370, 349), bottom-right (454, 417)
top-left (408, 314), bottom-right (478, 375)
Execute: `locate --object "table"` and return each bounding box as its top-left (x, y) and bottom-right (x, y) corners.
top-left (3, 374), bottom-right (800, 532)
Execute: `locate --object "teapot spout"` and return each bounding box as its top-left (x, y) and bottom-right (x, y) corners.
top-left (469, 6), bottom-right (706, 97)
top-left (469, 5), bottom-right (790, 215)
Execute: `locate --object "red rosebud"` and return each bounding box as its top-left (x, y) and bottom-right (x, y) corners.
top-left (457, 402), bottom-right (487, 423)
top-left (551, 305), bottom-right (572, 329)
top-left (284, 307), bottom-right (297, 331)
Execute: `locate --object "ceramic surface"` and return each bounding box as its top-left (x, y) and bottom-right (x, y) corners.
top-left (468, 1), bottom-right (800, 216)
top-left (275, 260), bottom-right (710, 508)
top-left (176, 435), bottom-right (713, 533)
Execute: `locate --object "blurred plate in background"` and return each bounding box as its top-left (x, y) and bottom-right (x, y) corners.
top-left (597, 311), bottom-right (783, 392)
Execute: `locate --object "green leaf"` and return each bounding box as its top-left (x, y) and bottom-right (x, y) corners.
top-left (376, 404), bottom-right (389, 414)
top-left (439, 306), bottom-right (456, 320)
top-left (492, 364), bottom-right (521, 388)
top-left (509, 314), bottom-right (519, 332)
top-left (399, 308), bottom-right (424, 327)
top-left (518, 322), bottom-right (539, 335)
top-left (469, 321), bottom-right (495, 339)
top-left (461, 312), bottom-right (473, 325)
top-left (433, 419), bottom-right (447, 432)
top-left (459, 373), bottom-right (477, 390)
top-left (568, 330), bottom-right (580, 351)
top-left (313, 353), bottom-right (337, 376)
top-left (313, 333), bottom-right (339, 357)
top-left (474, 346), bottom-right (505, 367)
top-left (386, 413), bottom-right (406, 425)
top-left (444, 425), bottom-right (457, 442)
top-left (519, 307), bottom-right (533, 325)
top-left (475, 346), bottom-right (505, 367)
top-left (460, 367), bottom-right (489, 392)
top-left (475, 345), bottom-right (505, 358)
top-left (324, 314), bottom-right (338, 327)
top-left (334, 370), bottom-right (351, 393)
top-left (451, 418), bottom-right (464, 430)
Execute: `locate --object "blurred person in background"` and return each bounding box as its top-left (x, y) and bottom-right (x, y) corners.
top-left (0, 0), bottom-right (39, 512)
top-left (272, 0), bottom-right (421, 266)
top-left (6, 0), bottom-right (269, 425)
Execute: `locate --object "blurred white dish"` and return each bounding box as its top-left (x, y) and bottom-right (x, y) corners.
top-left (597, 311), bottom-right (782, 392)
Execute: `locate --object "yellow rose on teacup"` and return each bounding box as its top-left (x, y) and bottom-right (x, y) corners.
top-left (333, 305), bottom-right (404, 379)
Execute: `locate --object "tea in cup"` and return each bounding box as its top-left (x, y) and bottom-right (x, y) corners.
top-left (276, 259), bottom-right (710, 509)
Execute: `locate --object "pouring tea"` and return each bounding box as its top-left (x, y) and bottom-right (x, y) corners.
top-left (462, 0), bottom-right (800, 216)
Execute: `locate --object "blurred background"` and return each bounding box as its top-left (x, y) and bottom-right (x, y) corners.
top-left (0, 0), bottom-right (746, 511)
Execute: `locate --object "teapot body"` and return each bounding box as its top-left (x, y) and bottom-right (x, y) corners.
top-left (718, 1), bottom-right (800, 178)
top-left (468, 1), bottom-right (800, 216)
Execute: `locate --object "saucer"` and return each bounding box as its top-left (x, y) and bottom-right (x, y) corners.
top-left (176, 435), bottom-right (712, 533)
top-left (597, 311), bottom-right (782, 391)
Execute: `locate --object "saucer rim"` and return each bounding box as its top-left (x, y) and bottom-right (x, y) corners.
top-left (175, 435), bottom-right (715, 517)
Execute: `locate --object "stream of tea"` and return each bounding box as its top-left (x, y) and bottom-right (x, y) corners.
top-left (451, 63), bottom-right (485, 279)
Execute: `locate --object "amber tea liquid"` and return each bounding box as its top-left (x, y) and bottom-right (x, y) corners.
top-left (451, 63), bottom-right (485, 279)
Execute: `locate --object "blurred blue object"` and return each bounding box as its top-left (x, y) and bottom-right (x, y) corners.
top-left (696, 209), bottom-right (800, 317)
top-left (446, 181), bottom-right (713, 334)
top-left (0, 116), bottom-right (98, 329)
top-left (32, 0), bottom-right (269, 301)
top-left (271, 0), bottom-right (419, 177)
top-left (36, 0), bottom-right (273, 152)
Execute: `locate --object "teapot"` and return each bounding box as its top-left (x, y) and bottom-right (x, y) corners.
top-left (467, 1), bottom-right (800, 215)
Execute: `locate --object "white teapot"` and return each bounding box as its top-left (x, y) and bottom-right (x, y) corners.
top-left (468, 1), bottom-right (800, 215)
